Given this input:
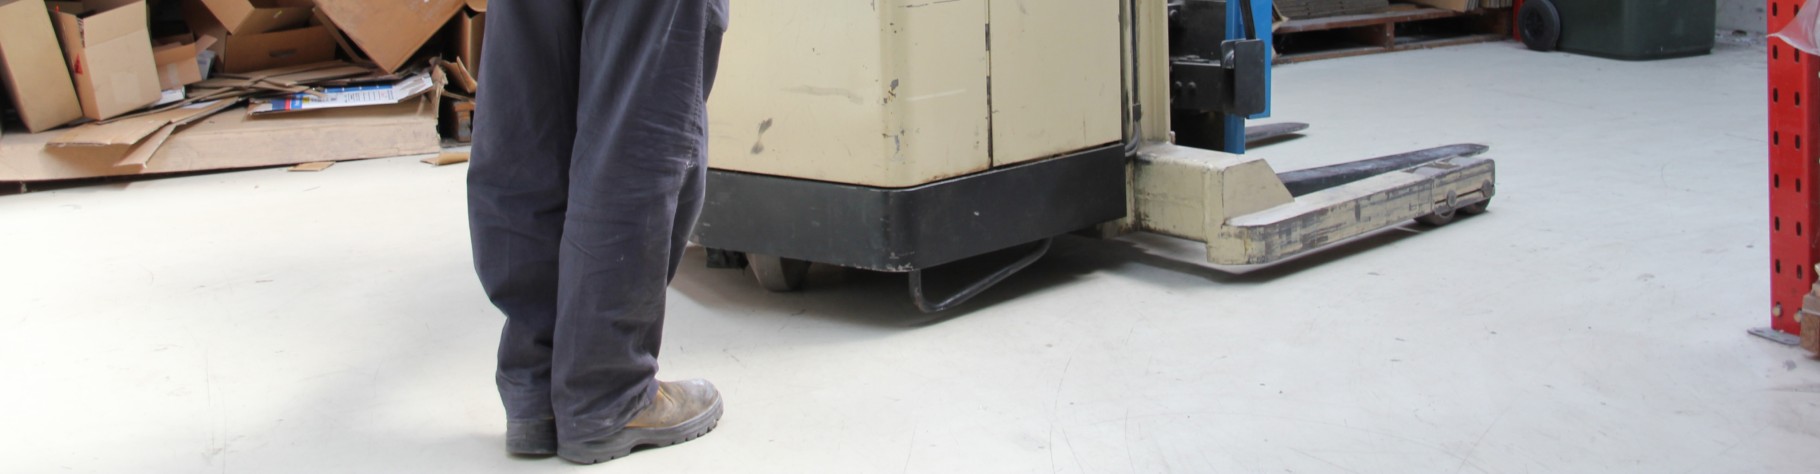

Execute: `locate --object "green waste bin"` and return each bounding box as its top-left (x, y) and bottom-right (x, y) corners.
top-left (1523, 0), bottom-right (1717, 60)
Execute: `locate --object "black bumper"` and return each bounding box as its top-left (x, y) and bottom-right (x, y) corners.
top-left (693, 144), bottom-right (1129, 272)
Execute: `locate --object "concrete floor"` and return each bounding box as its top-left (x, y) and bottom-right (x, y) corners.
top-left (3, 41), bottom-right (1817, 473)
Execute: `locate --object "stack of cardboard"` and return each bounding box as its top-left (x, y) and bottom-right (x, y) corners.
top-left (439, 0), bottom-right (485, 143)
top-left (1401, 0), bottom-right (1505, 12)
top-left (0, 0), bottom-right (481, 184)
top-left (1276, 0), bottom-right (1391, 19)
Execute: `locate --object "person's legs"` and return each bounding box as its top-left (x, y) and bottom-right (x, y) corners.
top-left (466, 0), bottom-right (582, 455)
top-left (552, 0), bottom-right (727, 448)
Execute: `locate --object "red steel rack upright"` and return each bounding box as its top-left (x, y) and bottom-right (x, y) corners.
top-left (1769, 0), bottom-right (1814, 337)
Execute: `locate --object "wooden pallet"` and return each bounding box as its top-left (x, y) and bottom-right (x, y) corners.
top-left (1273, 6), bottom-right (1510, 64)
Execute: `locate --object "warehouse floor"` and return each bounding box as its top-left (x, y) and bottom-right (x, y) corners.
top-left (4, 41), bottom-right (1817, 473)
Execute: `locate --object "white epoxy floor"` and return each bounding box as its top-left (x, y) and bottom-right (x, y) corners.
top-left (3, 41), bottom-right (1817, 473)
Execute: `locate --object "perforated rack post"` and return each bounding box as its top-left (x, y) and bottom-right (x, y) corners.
top-left (1769, 0), bottom-right (1813, 337)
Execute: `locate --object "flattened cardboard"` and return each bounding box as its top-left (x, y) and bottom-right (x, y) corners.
top-left (0, 0), bottom-right (84, 132)
top-left (153, 42), bottom-right (203, 90)
top-left (53, 0), bottom-right (163, 121)
top-left (316, 0), bottom-right (465, 73)
top-left (287, 161), bottom-right (333, 171)
top-left (51, 99), bottom-right (236, 148)
top-left (221, 26), bottom-right (337, 74)
top-left (423, 151), bottom-right (469, 166)
top-left (247, 71), bottom-right (437, 115)
top-left (190, 0), bottom-right (314, 35)
top-left (115, 122), bottom-right (175, 167)
top-left (47, 99), bottom-right (236, 168)
top-left (1, 99), bottom-right (442, 182)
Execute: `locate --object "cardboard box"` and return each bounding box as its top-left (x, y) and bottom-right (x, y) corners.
top-left (447, 9), bottom-right (486, 77)
top-left (53, 0), bottom-right (163, 121)
top-left (188, 0), bottom-right (314, 35)
top-left (220, 25), bottom-right (337, 74)
top-left (45, 1), bottom-right (88, 15)
top-left (317, 0), bottom-right (466, 73)
top-left (153, 42), bottom-right (204, 90)
top-left (0, 0), bottom-right (84, 132)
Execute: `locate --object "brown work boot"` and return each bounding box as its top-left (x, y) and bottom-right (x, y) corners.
top-left (557, 379), bottom-right (724, 464)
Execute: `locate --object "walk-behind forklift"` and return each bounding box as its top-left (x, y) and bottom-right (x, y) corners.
top-left (693, 0), bottom-right (1496, 312)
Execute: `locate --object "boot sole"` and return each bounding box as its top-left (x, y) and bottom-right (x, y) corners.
top-left (557, 397), bottom-right (724, 465)
top-left (507, 439), bottom-right (557, 456)
top-left (505, 420), bottom-right (558, 456)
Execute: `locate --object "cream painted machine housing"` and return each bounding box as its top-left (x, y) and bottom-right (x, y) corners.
top-left (705, 0), bottom-right (1124, 188)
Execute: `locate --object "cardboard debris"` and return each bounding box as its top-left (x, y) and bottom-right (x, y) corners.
top-left (1275, 0), bottom-right (1389, 19)
top-left (115, 122), bottom-right (176, 168)
top-left (181, 61), bottom-right (375, 107)
top-left (442, 59), bottom-right (479, 94)
top-left (440, 99), bottom-right (474, 143)
top-left (248, 71), bottom-right (437, 116)
top-left (0, 0), bottom-right (84, 132)
top-left (153, 41), bottom-right (203, 90)
top-left (2, 99), bottom-right (442, 182)
top-left (448, 6), bottom-right (486, 76)
top-left (47, 99), bottom-right (237, 168)
top-left (155, 88), bottom-right (187, 107)
top-left (422, 151), bottom-right (469, 166)
top-left (219, 25), bottom-right (336, 74)
top-left (51, 100), bottom-right (235, 148)
top-left (1402, 0), bottom-right (1477, 13)
top-left (315, 0), bottom-right (466, 74)
top-left (53, 0), bottom-right (164, 121)
top-left (288, 161), bottom-right (334, 172)
top-left (187, 0), bottom-right (314, 35)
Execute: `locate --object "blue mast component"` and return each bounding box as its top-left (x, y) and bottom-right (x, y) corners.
top-left (1219, 0), bottom-right (1272, 154)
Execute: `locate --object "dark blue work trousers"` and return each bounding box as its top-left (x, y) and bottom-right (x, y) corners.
top-left (467, 0), bottom-right (728, 444)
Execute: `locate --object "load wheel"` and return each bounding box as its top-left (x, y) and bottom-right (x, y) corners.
top-left (1415, 206), bottom-right (1457, 227)
top-left (1460, 198), bottom-right (1492, 216)
top-left (749, 254), bottom-right (810, 292)
top-left (1417, 191), bottom-right (1461, 227)
top-left (1519, 0), bottom-right (1561, 52)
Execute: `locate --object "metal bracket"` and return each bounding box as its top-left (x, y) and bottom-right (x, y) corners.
top-left (1169, 39), bottom-right (1265, 115)
top-left (909, 239), bottom-right (1052, 313)
top-left (1749, 327), bottom-right (1803, 347)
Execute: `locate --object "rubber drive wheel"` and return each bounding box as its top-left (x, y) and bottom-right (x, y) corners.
top-left (1519, 0), bottom-right (1561, 52)
top-left (749, 255), bottom-right (810, 292)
